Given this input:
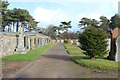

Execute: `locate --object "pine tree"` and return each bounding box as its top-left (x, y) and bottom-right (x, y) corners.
top-left (79, 27), bottom-right (108, 59)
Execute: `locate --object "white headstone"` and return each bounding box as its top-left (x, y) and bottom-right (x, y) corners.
top-left (14, 27), bottom-right (26, 54)
top-left (115, 36), bottom-right (120, 61)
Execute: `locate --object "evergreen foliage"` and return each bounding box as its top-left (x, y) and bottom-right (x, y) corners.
top-left (79, 27), bottom-right (108, 59)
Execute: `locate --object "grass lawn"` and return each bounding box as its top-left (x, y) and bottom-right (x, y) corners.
top-left (64, 43), bottom-right (80, 49)
top-left (67, 49), bottom-right (84, 55)
top-left (63, 43), bottom-right (119, 72)
top-left (71, 56), bottom-right (119, 71)
top-left (2, 43), bottom-right (56, 61)
top-left (63, 43), bottom-right (85, 55)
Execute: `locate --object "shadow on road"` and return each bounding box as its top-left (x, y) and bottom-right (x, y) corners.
top-left (42, 54), bottom-right (72, 62)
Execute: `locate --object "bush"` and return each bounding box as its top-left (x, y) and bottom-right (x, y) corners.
top-left (79, 27), bottom-right (108, 59)
top-left (64, 39), bottom-right (68, 44)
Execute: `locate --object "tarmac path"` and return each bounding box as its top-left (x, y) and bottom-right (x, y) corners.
top-left (10, 43), bottom-right (118, 78)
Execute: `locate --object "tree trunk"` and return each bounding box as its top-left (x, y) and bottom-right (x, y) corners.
top-left (10, 23), bottom-right (12, 32)
top-left (22, 24), bottom-right (24, 32)
top-left (90, 55), bottom-right (95, 59)
top-left (16, 20), bottom-right (19, 32)
top-left (8, 25), bottom-right (9, 32)
top-left (13, 22), bottom-right (15, 32)
top-left (0, 25), bottom-right (1, 32)
top-left (58, 30), bottom-right (60, 37)
top-left (2, 26), bottom-right (5, 32)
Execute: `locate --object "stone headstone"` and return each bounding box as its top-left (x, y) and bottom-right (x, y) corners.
top-left (68, 39), bottom-right (71, 43)
top-left (14, 27), bottom-right (26, 54)
top-left (72, 40), bottom-right (77, 45)
top-left (108, 27), bottom-right (120, 60)
top-left (115, 36), bottom-right (120, 61)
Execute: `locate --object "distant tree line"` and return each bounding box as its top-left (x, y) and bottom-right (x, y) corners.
top-left (0, 0), bottom-right (40, 32)
top-left (79, 14), bottom-right (120, 33)
top-left (0, 0), bottom-right (74, 40)
top-left (44, 21), bottom-right (73, 40)
top-left (1, 0), bottom-right (120, 40)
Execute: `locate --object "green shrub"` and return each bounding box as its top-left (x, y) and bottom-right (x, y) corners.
top-left (64, 39), bottom-right (68, 44)
top-left (79, 27), bottom-right (108, 59)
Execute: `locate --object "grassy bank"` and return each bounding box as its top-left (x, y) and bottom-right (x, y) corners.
top-left (63, 43), bottom-right (85, 55)
top-left (2, 43), bottom-right (56, 61)
top-left (63, 43), bottom-right (119, 72)
top-left (64, 43), bottom-right (80, 49)
top-left (71, 56), bottom-right (119, 71)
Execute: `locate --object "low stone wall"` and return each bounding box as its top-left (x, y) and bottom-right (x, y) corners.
top-left (0, 32), bottom-right (52, 57)
top-left (0, 32), bottom-right (17, 57)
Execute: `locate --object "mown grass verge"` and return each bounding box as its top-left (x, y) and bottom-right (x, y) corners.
top-left (63, 43), bottom-right (85, 55)
top-left (2, 43), bottom-right (56, 61)
top-left (64, 43), bottom-right (80, 49)
top-left (67, 49), bottom-right (84, 55)
top-left (63, 43), bottom-right (119, 72)
top-left (71, 56), bottom-right (119, 72)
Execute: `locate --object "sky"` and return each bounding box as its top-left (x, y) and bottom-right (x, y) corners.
top-left (8, 0), bottom-right (119, 32)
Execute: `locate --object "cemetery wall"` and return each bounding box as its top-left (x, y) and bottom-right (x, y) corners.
top-left (0, 32), bottom-right (17, 57)
top-left (0, 32), bottom-right (52, 57)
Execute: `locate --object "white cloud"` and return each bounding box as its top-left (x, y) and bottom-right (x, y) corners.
top-left (33, 7), bottom-right (70, 27)
top-left (76, 13), bottom-right (101, 21)
top-left (76, 2), bottom-right (114, 21)
top-left (76, 12), bottom-right (112, 22)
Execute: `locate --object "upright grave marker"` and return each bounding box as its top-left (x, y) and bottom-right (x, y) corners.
top-left (108, 27), bottom-right (120, 61)
top-left (115, 36), bottom-right (120, 61)
top-left (68, 39), bottom-right (71, 43)
top-left (72, 40), bottom-right (77, 45)
top-left (14, 27), bottom-right (26, 54)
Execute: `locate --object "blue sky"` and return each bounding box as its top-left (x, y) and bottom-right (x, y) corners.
top-left (8, 0), bottom-right (119, 32)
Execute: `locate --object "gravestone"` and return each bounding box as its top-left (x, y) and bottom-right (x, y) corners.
top-left (108, 27), bottom-right (120, 60)
top-left (68, 39), bottom-right (71, 43)
top-left (14, 27), bottom-right (26, 54)
top-left (72, 40), bottom-right (77, 45)
top-left (115, 36), bottom-right (120, 61)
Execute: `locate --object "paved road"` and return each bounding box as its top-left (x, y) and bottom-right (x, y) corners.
top-left (10, 43), bottom-right (118, 78)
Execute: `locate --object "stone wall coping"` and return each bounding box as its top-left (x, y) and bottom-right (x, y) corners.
top-left (0, 32), bottom-right (18, 36)
top-left (24, 32), bottom-right (51, 39)
top-left (0, 32), bottom-right (51, 39)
